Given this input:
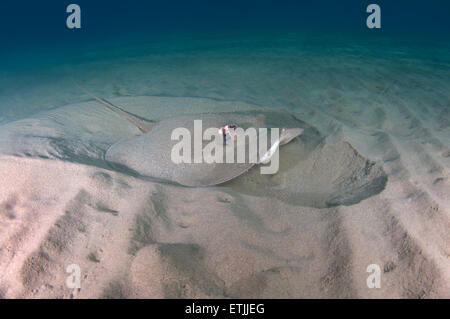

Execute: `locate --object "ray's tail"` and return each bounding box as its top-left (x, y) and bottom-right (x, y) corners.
top-left (75, 83), bottom-right (152, 133)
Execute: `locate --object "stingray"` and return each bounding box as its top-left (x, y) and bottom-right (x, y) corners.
top-left (80, 88), bottom-right (304, 187)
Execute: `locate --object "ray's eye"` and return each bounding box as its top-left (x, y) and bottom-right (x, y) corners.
top-left (218, 124), bottom-right (238, 145)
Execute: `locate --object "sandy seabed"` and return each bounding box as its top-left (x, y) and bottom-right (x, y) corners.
top-left (0, 39), bottom-right (449, 298)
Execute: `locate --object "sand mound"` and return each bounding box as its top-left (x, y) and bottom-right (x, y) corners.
top-left (228, 140), bottom-right (387, 208)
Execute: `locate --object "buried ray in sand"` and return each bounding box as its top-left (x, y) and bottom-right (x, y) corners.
top-left (80, 87), bottom-right (306, 186)
top-left (0, 93), bottom-right (387, 202)
top-left (105, 111), bottom-right (304, 187)
top-left (5, 94), bottom-right (449, 299)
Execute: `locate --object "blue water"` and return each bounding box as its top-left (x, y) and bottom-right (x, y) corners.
top-left (0, 0), bottom-right (449, 122)
top-left (1, 0), bottom-right (449, 62)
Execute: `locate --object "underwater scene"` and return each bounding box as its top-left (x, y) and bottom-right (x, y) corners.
top-left (0, 1), bottom-right (449, 299)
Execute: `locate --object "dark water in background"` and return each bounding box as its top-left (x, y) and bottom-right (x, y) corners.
top-left (1, 0), bottom-right (449, 66)
top-left (0, 0), bottom-right (449, 122)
